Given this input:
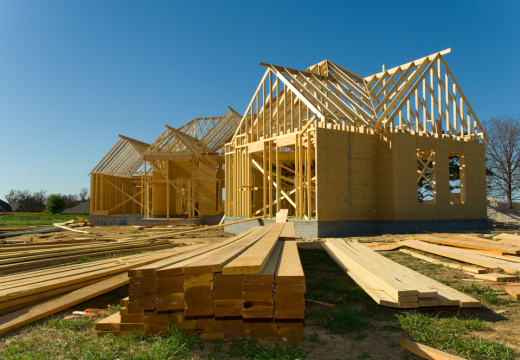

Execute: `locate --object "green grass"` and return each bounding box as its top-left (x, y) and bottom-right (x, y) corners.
top-left (0, 214), bottom-right (89, 227)
top-left (456, 283), bottom-right (517, 307)
top-left (396, 311), bottom-right (515, 360)
top-left (311, 305), bottom-right (373, 336)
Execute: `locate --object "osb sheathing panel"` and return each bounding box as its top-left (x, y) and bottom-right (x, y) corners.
top-left (316, 129), bottom-right (486, 222)
top-left (316, 128), bottom-right (375, 221)
top-left (198, 157), bottom-right (217, 214)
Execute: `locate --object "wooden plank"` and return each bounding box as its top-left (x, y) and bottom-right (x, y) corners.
top-left (223, 223), bottom-right (284, 275)
top-left (352, 242), bottom-right (479, 307)
top-left (401, 240), bottom-right (520, 274)
top-left (412, 234), bottom-right (520, 255)
top-left (322, 240), bottom-right (399, 308)
top-left (276, 209), bottom-right (289, 223)
top-left (0, 273), bottom-right (129, 336)
top-left (244, 242), bottom-right (283, 283)
top-left (183, 226), bottom-right (273, 274)
top-left (400, 338), bottom-right (465, 360)
top-left (399, 249), bottom-right (487, 274)
top-left (129, 229), bottom-right (256, 277)
top-left (466, 273), bottom-right (517, 282)
top-left (95, 312), bottom-right (121, 331)
top-left (275, 242), bottom-right (305, 284)
top-left (505, 286), bottom-right (520, 299)
top-left (279, 222), bottom-right (295, 241)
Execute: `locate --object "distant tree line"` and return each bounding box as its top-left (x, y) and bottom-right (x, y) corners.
top-left (4, 188), bottom-right (89, 213)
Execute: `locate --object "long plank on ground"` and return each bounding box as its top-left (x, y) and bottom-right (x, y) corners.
top-left (0, 273), bottom-right (129, 336)
top-left (412, 234), bottom-right (520, 254)
top-left (401, 240), bottom-right (520, 274)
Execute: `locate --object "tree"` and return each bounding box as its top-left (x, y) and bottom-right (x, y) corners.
top-left (46, 194), bottom-right (66, 214)
top-left (5, 189), bottom-right (47, 212)
top-left (485, 115), bottom-right (520, 209)
top-left (79, 188), bottom-right (89, 202)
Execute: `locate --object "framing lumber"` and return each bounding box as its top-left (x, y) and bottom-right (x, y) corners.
top-left (399, 249), bottom-right (487, 273)
top-left (400, 337), bottom-right (464, 360)
top-left (0, 273), bottom-right (129, 336)
top-left (401, 240), bottom-right (520, 274)
top-left (223, 223), bottom-right (284, 275)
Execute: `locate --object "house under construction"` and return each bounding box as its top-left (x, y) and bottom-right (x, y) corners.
top-left (89, 108), bottom-right (241, 225)
top-left (89, 49), bottom-right (488, 235)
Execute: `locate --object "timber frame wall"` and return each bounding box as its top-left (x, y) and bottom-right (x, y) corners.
top-left (90, 108), bottom-right (241, 219)
top-left (225, 49), bottom-right (488, 221)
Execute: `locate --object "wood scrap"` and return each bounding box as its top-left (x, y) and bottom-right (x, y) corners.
top-left (505, 286), bottom-right (520, 299)
top-left (400, 338), bottom-right (465, 360)
top-left (464, 273), bottom-right (518, 282)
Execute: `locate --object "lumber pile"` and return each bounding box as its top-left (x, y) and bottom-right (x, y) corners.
top-left (402, 238), bottom-right (520, 274)
top-left (0, 243), bottom-right (217, 336)
top-left (323, 239), bottom-right (480, 308)
top-left (100, 216), bottom-right (305, 341)
top-left (0, 237), bottom-right (181, 274)
top-left (0, 247), bottom-right (207, 318)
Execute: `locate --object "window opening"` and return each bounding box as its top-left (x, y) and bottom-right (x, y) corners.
top-left (418, 150), bottom-right (435, 204)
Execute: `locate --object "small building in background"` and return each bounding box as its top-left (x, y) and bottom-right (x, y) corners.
top-left (7, 202), bottom-right (26, 213)
top-left (0, 200), bottom-right (12, 215)
top-left (61, 200), bottom-right (90, 215)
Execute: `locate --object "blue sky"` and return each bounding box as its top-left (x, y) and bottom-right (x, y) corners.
top-left (0, 0), bottom-right (518, 199)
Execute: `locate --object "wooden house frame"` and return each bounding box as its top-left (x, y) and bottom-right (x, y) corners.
top-left (225, 49), bottom-right (489, 223)
top-left (90, 108), bottom-right (242, 219)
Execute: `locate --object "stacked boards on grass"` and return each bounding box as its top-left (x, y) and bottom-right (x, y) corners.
top-left (103, 212), bottom-right (304, 341)
top-left (323, 239), bottom-right (480, 309)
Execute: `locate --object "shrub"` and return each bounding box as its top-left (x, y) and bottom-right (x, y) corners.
top-left (46, 194), bottom-right (66, 214)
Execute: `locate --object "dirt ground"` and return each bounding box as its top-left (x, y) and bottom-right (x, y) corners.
top-left (0, 228), bottom-right (518, 359)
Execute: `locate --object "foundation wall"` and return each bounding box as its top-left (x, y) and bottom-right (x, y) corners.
top-left (223, 217), bottom-right (487, 238)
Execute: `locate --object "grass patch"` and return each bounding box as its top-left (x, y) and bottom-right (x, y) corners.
top-left (396, 311), bottom-right (515, 359)
top-left (0, 214), bottom-right (89, 227)
top-left (457, 283), bottom-right (517, 307)
top-left (311, 305), bottom-right (373, 335)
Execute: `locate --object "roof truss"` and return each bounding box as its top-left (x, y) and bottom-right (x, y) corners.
top-left (232, 49), bottom-right (488, 144)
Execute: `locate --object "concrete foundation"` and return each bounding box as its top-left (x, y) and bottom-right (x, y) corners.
top-left (223, 217), bottom-right (488, 238)
top-left (90, 214), bottom-right (224, 227)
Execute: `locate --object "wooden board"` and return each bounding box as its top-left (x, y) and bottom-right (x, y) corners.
top-left (183, 226), bottom-right (273, 274)
top-left (95, 312), bottom-right (121, 331)
top-left (275, 242), bottom-right (305, 284)
top-left (505, 286), bottom-right (520, 299)
top-left (402, 240), bottom-right (520, 274)
top-left (399, 249), bottom-right (487, 273)
top-left (223, 223), bottom-right (284, 275)
top-left (276, 209), bottom-right (289, 223)
top-left (0, 273), bottom-right (129, 336)
top-left (413, 234), bottom-right (520, 254)
top-left (400, 338), bottom-right (466, 360)
top-left (279, 222), bottom-right (295, 241)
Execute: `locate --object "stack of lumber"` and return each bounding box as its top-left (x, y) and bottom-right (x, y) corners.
top-left (323, 239), bottom-right (480, 308)
top-left (0, 227), bottom-right (62, 239)
top-left (0, 237), bottom-right (180, 274)
top-left (101, 214), bottom-right (305, 341)
top-left (0, 244), bottom-right (217, 335)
